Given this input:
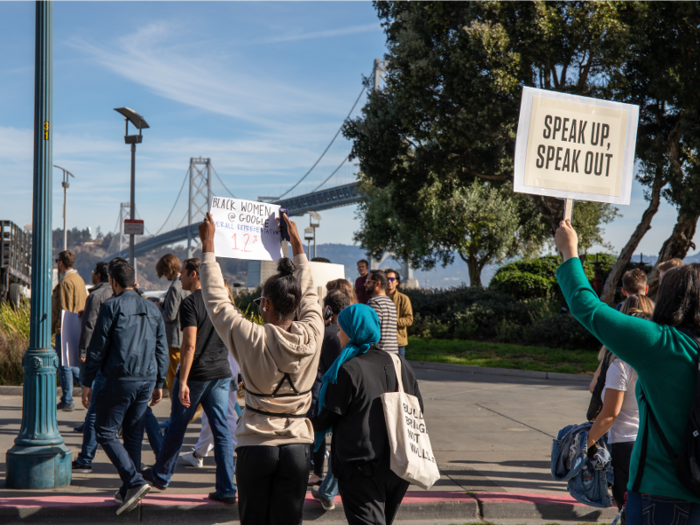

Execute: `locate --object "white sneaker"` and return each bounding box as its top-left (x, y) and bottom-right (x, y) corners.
top-left (180, 450), bottom-right (203, 468)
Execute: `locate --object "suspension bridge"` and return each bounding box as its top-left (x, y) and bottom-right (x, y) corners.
top-left (106, 60), bottom-right (415, 285)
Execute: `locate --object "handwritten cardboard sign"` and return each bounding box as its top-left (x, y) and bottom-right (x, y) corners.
top-left (514, 87), bottom-right (639, 205)
top-left (210, 196), bottom-right (282, 261)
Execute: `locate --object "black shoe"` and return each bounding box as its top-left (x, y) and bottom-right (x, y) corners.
top-left (72, 460), bottom-right (92, 474)
top-left (57, 402), bottom-right (74, 412)
top-left (116, 484), bottom-right (150, 516)
top-left (73, 424), bottom-right (84, 433)
top-left (208, 491), bottom-right (236, 505)
top-left (141, 467), bottom-right (166, 491)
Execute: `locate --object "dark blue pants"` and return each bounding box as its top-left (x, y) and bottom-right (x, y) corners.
top-left (95, 380), bottom-right (154, 495)
top-left (152, 377), bottom-right (235, 498)
top-left (144, 407), bottom-right (163, 458)
top-left (627, 491), bottom-right (700, 525)
top-left (75, 371), bottom-right (106, 467)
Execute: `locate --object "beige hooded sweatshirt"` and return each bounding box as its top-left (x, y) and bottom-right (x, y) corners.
top-left (200, 252), bottom-right (324, 447)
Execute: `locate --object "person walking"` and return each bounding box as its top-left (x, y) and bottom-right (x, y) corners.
top-left (386, 269), bottom-right (413, 359)
top-left (312, 303), bottom-right (423, 525)
top-left (355, 259), bottom-right (371, 304)
top-left (52, 250), bottom-right (88, 411)
top-left (365, 270), bottom-right (399, 354)
top-left (198, 211), bottom-right (324, 525)
top-left (143, 257), bottom-right (237, 504)
top-left (555, 219), bottom-right (700, 521)
top-left (156, 253), bottom-right (190, 395)
top-left (72, 261), bottom-right (113, 472)
top-left (82, 262), bottom-right (168, 515)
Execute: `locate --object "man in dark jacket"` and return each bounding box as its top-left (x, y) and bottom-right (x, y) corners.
top-left (83, 262), bottom-right (168, 516)
top-left (72, 261), bottom-right (113, 472)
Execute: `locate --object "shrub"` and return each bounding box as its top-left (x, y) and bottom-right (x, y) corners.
top-left (0, 301), bottom-right (30, 386)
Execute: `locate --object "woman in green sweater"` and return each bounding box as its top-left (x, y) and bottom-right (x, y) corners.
top-left (554, 219), bottom-right (700, 524)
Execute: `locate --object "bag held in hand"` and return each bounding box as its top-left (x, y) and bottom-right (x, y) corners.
top-left (381, 354), bottom-right (440, 490)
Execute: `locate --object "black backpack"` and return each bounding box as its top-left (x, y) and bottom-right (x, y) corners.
top-left (632, 328), bottom-right (700, 496)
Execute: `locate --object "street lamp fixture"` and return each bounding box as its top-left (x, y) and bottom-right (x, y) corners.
top-left (309, 211), bottom-right (321, 259)
top-left (114, 107), bottom-right (149, 267)
top-left (53, 165), bottom-right (74, 251)
top-left (304, 226), bottom-right (314, 259)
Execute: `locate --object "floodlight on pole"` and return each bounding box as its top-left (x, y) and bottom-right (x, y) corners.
top-left (114, 107), bottom-right (149, 268)
top-left (309, 212), bottom-right (321, 259)
top-left (304, 226), bottom-right (314, 259)
top-left (53, 165), bottom-right (74, 251)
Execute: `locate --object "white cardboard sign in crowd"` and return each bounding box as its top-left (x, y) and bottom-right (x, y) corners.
top-left (514, 87), bottom-right (639, 206)
top-left (210, 196), bottom-right (283, 261)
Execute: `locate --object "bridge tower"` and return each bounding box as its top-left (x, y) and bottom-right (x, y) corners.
top-left (187, 157), bottom-right (212, 257)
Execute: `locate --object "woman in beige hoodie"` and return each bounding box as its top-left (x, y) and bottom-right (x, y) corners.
top-left (198, 213), bottom-right (324, 525)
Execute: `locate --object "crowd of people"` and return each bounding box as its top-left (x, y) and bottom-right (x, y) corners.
top-left (51, 212), bottom-right (418, 523)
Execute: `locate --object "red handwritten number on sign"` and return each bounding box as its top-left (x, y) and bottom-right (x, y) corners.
top-left (231, 234), bottom-right (237, 250)
top-left (231, 233), bottom-right (258, 253)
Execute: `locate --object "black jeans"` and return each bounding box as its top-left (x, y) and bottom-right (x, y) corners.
top-left (611, 442), bottom-right (634, 510)
top-left (337, 456), bottom-right (410, 525)
top-left (236, 444), bottom-right (310, 525)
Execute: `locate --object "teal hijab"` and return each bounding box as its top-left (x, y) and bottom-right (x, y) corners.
top-left (314, 303), bottom-right (381, 449)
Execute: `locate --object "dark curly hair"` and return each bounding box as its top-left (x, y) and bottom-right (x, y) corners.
top-left (652, 263), bottom-right (700, 330)
top-left (263, 258), bottom-right (301, 321)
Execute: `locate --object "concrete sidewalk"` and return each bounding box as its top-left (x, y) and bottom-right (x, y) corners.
top-left (0, 364), bottom-right (616, 524)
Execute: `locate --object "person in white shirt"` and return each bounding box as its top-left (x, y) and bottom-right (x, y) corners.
top-left (587, 295), bottom-right (654, 511)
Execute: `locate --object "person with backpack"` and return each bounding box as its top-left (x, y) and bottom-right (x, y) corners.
top-left (587, 295), bottom-right (654, 514)
top-left (555, 220), bottom-right (700, 522)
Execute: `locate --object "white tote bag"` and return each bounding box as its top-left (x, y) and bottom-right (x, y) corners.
top-left (381, 354), bottom-right (440, 490)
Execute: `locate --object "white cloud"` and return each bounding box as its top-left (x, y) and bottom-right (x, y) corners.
top-left (256, 23), bottom-right (380, 44)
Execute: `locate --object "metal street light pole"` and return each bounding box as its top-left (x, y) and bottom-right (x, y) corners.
top-left (53, 165), bottom-right (74, 251)
top-left (309, 211), bottom-right (321, 259)
top-left (6, 1), bottom-right (72, 490)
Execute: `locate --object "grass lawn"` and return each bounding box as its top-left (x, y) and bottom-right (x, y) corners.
top-left (405, 337), bottom-right (598, 375)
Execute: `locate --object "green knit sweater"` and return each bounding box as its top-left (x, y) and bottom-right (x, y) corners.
top-left (557, 257), bottom-right (700, 502)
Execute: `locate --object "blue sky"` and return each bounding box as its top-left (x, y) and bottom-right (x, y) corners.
top-left (0, 1), bottom-right (689, 258)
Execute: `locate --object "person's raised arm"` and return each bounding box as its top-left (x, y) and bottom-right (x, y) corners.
top-left (280, 213), bottom-right (323, 332)
top-left (554, 219), bottom-right (663, 371)
top-left (198, 213), bottom-right (261, 364)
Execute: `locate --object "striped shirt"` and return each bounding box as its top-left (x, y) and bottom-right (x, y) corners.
top-left (367, 295), bottom-right (399, 354)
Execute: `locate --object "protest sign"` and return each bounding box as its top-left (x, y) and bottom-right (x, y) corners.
top-left (210, 196), bottom-right (282, 261)
top-left (514, 87), bottom-right (639, 209)
top-left (60, 310), bottom-right (80, 367)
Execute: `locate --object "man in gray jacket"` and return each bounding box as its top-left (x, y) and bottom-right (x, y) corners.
top-left (156, 254), bottom-right (190, 394)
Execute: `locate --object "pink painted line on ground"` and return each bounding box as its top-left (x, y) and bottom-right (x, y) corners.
top-left (475, 492), bottom-right (589, 507)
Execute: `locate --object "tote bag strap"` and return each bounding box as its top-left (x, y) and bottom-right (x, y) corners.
top-left (389, 353), bottom-right (405, 393)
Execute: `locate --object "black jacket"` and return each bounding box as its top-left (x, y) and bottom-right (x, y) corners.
top-left (312, 347), bottom-right (423, 479)
top-left (79, 282), bottom-right (114, 361)
top-left (84, 289), bottom-right (168, 388)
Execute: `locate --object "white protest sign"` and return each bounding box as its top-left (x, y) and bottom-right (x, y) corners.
top-left (514, 87), bottom-right (639, 205)
top-left (60, 310), bottom-right (80, 367)
top-left (210, 196), bottom-right (282, 261)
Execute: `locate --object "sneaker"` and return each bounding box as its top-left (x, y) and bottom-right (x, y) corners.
top-left (308, 473), bottom-right (321, 486)
top-left (208, 491), bottom-right (236, 505)
top-left (73, 424), bottom-right (84, 433)
top-left (141, 467), bottom-right (166, 491)
top-left (57, 402), bottom-right (74, 412)
top-left (311, 487), bottom-right (335, 511)
top-left (72, 460), bottom-right (92, 474)
top-left (114, 491), bottom-right (123, 505)
top-left (180, 450), bottom-right (203, 468)
top-left (116, 484), bottom-right (150, 516)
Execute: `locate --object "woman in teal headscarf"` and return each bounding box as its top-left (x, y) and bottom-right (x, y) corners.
top-left (311, 303), bottom-right (424, 525)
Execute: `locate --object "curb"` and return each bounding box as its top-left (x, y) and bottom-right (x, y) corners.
top-left (0, 386), bottom-right (82, 397)
top-left (0, 492), bottom-right (618, 524)
top-left (408, 360), bottom-right (592, 383)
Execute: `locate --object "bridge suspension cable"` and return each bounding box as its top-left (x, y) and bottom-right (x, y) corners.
top-left (310, 155), bottom-right (350, 194)
top-left (277, 85), bottom-right (366, 199)
top-left (149, 169), bottom-right (190, 236)
top-left (211, 164), bottom-right (236, 199)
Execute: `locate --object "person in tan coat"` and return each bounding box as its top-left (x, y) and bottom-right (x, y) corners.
top-left (198, 212), bottom-right (323, 525)
top-left (52, 250), bottom-right (88, 411)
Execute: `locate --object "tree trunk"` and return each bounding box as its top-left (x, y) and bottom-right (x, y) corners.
top-left (647, 210), bottom-right (700, 298)
top-left (461, 252), bottom-right (482, 288)
top-left (531, 195), bottom-right (568, 234)
top-left (599, 172), bottom-right (664, 304)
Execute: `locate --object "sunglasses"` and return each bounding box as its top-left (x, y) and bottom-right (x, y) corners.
top-left (388, 277), bottom-right (397, 282)
top-left (253, 296), bottom-right (265, 305)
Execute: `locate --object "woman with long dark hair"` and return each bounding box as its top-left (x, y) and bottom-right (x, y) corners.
top-left (197, 213), bottom-right (324, 525)
top-left (555, 219), bottom-right (700, 522)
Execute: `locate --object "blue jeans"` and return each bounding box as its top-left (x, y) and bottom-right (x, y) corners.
top-left (627, 491), bottom-right (700, 525)
top-left (398, 346), bottom-right (406, 358)
top-left (56, 333), bottom-right (81, 405)
top-left (144, 407), bottom-right (163, 458)
top-left (95, 380), bottom-right (154, 495)
top-left (319, 461), bottom-right (338, 500)
top-left (152, 377), bottom-right (235, 498)
top-left (75, 371), bottom-right (106, 467)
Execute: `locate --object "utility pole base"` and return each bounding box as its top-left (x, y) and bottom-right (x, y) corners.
top-left (5, 443), bottom-right (71, 489)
